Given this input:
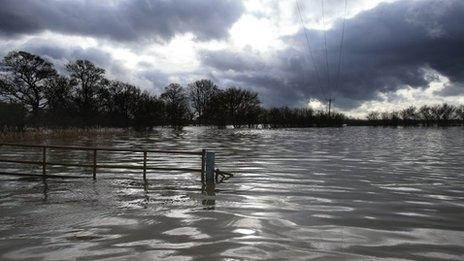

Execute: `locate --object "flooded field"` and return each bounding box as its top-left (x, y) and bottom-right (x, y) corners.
top-left (1, 127), bottom-right (464, 260)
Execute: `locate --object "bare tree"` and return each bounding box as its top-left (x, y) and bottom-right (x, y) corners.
top-left (188, 79), bottom-right (219, 124)
top-left (400, 106), bottom-right (417, 121)
top-left (0, 51), bottom-right (57, 123)
top-left (105, 81), bottom-right (142, 127)
top-left (437, 103), bottom-right (455, 121)
top-left (0, 101), bottom-right (27, 132)
top-left (455, 105), bottom-right (464, 123)
top-left (133, 91), bottom-right (165, 129)
top-left (430, 105), bottom-right (442, 122)
top-left (218, 87), bottom-right (261, 128)
top-left (419, 105), bottom-right (433, 122)
top-left (264, 106), bottom-right (316, 128)
top-left (161, 83), bottom-right (190, 128)
top-left (367, 111), bottom-right (380, 121)
top-left (66, 60), bottom-right (107, 125)
top-left (44, 75), bottom-right (76, 127)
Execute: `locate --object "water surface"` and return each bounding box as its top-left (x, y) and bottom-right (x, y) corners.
top-left (1, 127), bottom-right (463, 260)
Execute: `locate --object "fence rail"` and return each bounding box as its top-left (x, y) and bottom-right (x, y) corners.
top-left (0, 143), bottom-right (203, 155)
top-left (0, 143), bottom-right (215, 183)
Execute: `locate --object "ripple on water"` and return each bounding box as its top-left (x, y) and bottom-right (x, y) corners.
top-left (1, 127), bottom-right (464, 260)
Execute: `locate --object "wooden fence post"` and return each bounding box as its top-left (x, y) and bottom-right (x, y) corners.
top-left (204, 151), bottom-right (215, 184)
top-left (201, 149), bottom-right (206, 183)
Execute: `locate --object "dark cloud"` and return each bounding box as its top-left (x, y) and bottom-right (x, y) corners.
top-left (5, 40), bottom-right (122, 74)
top-left (0, 0), bottom-right (244, 42)
top-left (138, 70), bottom-right (171, 90)
top-left (201, 0), bottom-right (464, 108)
top-left (201, 49), bottom-right (267, 72)
top-left (2, 0), bottom-right (463, 110)
top-left (0, 39), bottom-right (172, 93)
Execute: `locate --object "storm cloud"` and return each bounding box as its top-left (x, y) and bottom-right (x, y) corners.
top-left (0, 0), bottom-right (463, 112)
top-left (0, 0), bottom-right (244, 42)
top-left (201, 0), bottom-right (464, 108)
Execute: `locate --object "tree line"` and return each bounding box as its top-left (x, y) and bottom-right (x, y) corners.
top-left (363, 104), bottom-right (464, 127)
top-left (0, 51), bottom-right (345, 132)
top-left (1, 51), bottom-right (462, 133)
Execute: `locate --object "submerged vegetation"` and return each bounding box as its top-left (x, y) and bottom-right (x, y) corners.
top-left (0, 128), bottom-right (124, 142)
top-left (362, 104), bottom-right (464, 127)
top-left (0, 50), bottom-right (462, 134)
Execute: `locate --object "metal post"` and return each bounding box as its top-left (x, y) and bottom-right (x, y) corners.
top-left (143, 151), bottom-right (147, 181)
top-left (201, 149), bottom-right (206, 183)
top-left (93, 149), bottom-right (97, 180)
top-left (326, 98), bottom-right (335, 117)
top-left (42, 147), bottom-right (46, 176)
top-left (204, 151), bottom-right (215, 184)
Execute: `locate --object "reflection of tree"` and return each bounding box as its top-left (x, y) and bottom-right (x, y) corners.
top-left (42, 178), bottom-right (49, 202)
top-left (142, 181), bottom-right (149, 209)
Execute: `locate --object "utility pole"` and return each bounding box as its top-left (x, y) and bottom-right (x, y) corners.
top-left (326, 98), bottom-right (335, 117)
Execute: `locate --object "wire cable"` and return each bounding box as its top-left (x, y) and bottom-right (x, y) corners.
top-left (321, 0), bottom-right (332, 99)
top-left (296, 0), bottom-right (327, 101)
top-left (334, 0), bottom-right (348, 98)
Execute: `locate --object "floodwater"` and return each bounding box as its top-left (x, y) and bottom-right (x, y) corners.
top-left (0, 127), bottom-right (463, 260)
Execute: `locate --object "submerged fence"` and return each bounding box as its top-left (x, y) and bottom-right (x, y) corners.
top-left (0, 143), bottom-right (216, 183)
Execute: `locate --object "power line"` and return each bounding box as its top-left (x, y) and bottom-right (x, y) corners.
top-left (321, 0), bottom-right (331, 98)
top-left (295, 0), bottom-right (327, 101)
top-left (334, 0), bottom-right (348, 97)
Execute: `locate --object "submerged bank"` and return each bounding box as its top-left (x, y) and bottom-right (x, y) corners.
top-left (1, 119), bottom-right (463, 143)
top-left (0, 128), bottom-right (126, 142)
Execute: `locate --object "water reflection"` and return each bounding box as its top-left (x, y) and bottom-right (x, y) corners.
top-left (1, 127), bottom-right (464, 260)
top-left (201, 183), bottom-right (215, 210)
top-left (41, 178), bottom-right (48, 202)
top-left (142, 181), bottom-right (149, 209)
